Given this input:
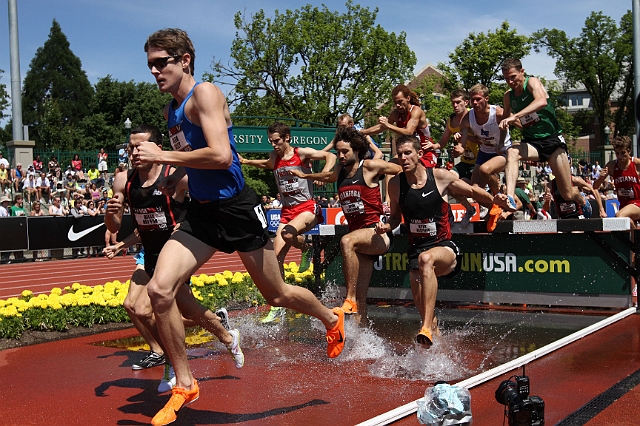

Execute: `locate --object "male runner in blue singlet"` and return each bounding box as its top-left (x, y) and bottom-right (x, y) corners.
top-left (134, 29), bottom-right (346, 426)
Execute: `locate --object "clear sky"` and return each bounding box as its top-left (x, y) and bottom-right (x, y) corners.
top-left (0, 0), bottom-right (632, 110)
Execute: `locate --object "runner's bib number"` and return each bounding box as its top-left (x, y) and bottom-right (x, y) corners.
top-left (618, 188), bottom-right (635, 198)
top-left (519, 112), bottom-right (540, 128)
top-left (409, 220), bottom-right (436, 236)
top-left (281, 179), bottom-right (300, 195)
top-left (135, 211), bottom-right (168, 230)
top-left (169, 124), bottom-right (192, 152)
top-left (342, 201), bottom-right (365, 215)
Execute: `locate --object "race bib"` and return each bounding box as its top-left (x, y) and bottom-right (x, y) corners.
top-left (169, 124), bottom-right (192, 152)
top-left (519, 112), bottom-right (540, 128)
top-left (409, 219), bottom-right (436, 236)
top-left (135, 210), bottom-right (168, 230)
top-left (479, 137), bottom-right (497, 146)
top-left (618, 188), bottom-right (635, 198)
top-left (559, 203), bottom-right (577, 214)
top-left (342, 201), bottom-right (365, 215)
top-left (281, 178), bottom-right (300, 195)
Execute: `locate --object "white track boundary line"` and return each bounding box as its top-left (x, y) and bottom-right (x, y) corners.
top-left (357, 307), bottom-right (637, 426)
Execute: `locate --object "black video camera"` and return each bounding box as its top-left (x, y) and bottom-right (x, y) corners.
top-left (495, 374), bottom-right (545, 426)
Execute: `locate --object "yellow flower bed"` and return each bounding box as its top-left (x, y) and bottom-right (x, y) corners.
top-left (0, 262), bottom-right (318, 339)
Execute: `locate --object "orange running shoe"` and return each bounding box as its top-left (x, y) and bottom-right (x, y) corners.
top-left (487, 204), bottom-right (503, 233)
top-left (326, 307), bottom-right (345, 358)
top-left (341, 298), bottom-right (358, 314)
top-left (151, 379), bottom-right (200, 426)
top-left (416, 327), bottom-right (433, 347)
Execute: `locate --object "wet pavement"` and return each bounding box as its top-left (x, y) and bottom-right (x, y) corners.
top-left (3, 304), bottom-right (638, 425)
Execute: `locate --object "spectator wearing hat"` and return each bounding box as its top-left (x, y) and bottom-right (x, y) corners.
top-left (0, 195), bottom-right (10, 217)
top-left (514, 177), bottom-right (536, 219)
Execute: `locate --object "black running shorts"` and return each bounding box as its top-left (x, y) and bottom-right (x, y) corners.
top-left (523, 134), bottom-right (567, 162)
top-left (179, 185), bottom-right (270, 253)
top-left (407, 239), bottom-right (462, 279)
top-left (453, 161), bottom-right (474, 181)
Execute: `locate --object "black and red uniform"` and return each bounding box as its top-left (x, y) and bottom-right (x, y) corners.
top-left (399, 168), bottom-right (460, 275)
top-left (337, 160), bottom-right (384, 232)
top-left (125, 165), bottom-right (185, 275)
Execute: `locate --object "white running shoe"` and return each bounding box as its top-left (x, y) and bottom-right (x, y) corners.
top-left (226, 329), bottom-right (244, 369)
top-left (216, 307), bottom-right (230, 331)
top-left (157, 364), bottom-right (176, 393)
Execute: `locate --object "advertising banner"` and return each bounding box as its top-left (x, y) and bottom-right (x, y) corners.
top-left (0, 215), bottom-right (135, 251)
top-left (233, 126), bottom-right (336, 153)
top-left (325, 232), bottom-right (630, 296)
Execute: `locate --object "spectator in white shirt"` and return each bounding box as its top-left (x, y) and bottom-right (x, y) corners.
top-left (0, 195), bottom-right (10, 217)
top-left (36, 172), bottom-right (51, 203)
top-left (23, 174), bottom-right (37, 204)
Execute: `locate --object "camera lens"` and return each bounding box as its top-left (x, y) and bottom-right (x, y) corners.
top-left (495, 380), bottom-right (521, 406)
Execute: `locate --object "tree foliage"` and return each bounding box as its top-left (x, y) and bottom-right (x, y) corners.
top-left (22, 20), bottom-right (94, 147)
top-left (207, 1), bottom-right (416, 126)
top-left (0, 70), bottom-right (9, 120)
top-left (438, 22), bottom-right (531, 93)
top-left (79, 76), bottom-right (172, 151)
top-left (532, 11), bottom-right (633, 141)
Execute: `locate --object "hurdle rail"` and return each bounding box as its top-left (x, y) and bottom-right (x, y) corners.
top-left (311, 218), bottom-right (638, 309)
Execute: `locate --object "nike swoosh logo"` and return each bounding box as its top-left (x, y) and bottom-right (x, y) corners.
top-left (338, 330), bottom-right (344, 343)
top-left (522, 95), bottom-right (529, 101)
top-left (352, 180), bottom-right (359, 184)
top-left (68, 223), bottom-right (105, 242)
top-left (422, 190), bottom-right (434, 198)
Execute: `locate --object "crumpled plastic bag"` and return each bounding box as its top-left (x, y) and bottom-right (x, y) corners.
top-left (417, 383), bottom-right (473, 425)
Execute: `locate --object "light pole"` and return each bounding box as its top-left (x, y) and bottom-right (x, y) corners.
top-left (604, 125), bottom-right (612, 163)
top-left (124, 118), bottom-right (132, 144)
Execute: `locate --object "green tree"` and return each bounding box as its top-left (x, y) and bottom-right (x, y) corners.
top-left (39, 98), bottom-right (77, 150)
top-left (79, 77), bottom-right (172, 150)
top-left (0, 70), bottom-right (9, 119)
top-left (208, 1), bottom-right (416, 126)
top-left (532, 11), bottom-right (633, 142)
top-left (438, 22), bottom-right (531, 93)
top-left (22, 20), bottom-right (94, 147)
top-left (412, 74), bottom-right (453, 148)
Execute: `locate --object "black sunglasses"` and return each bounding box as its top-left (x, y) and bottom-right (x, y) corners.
top-left (147, 55), bottom-right (182, 71)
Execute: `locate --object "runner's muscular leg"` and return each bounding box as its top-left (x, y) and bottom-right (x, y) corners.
top-left (479, 155), bottom-right (507, 196)
top-left (176, 284), bottom-right (232, 345)
top-left (449, 169), bottom-right (475, 211)
top-left (125, 266), bottom-right (163, 355)
top-left (414, 246), bottom-right (456, 332)
top-left (238, 239), bottom-right (338, 329)
top-left (548, 148), bottom-right (581, 204)
top-left (617, 204), bottom-right (640, 228)
top-left (280, 211), bottom-right (318, 251)
top-left (341, 228), bottom-right (389, 306)
top-left (146, 230), bottom-right (216, 390)
top-left (505, 144), bottom-right (535, 198)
